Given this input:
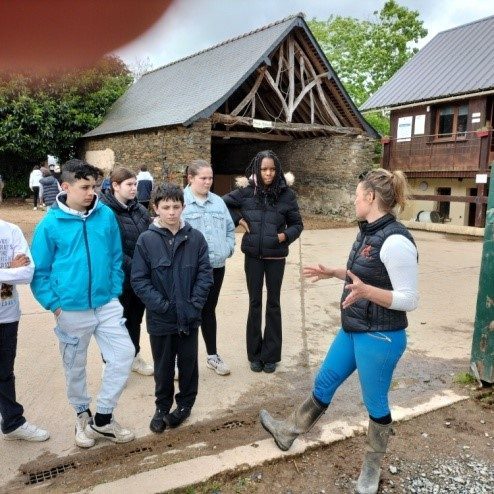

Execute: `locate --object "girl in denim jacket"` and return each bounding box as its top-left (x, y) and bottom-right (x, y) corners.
top-left (182, 160), bottom-right (235, 376)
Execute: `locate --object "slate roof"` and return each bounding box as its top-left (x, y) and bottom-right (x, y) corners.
top-left (85, 14), bottom-right (375, 138)
top-left (361, 15), bottom-right (494, 111)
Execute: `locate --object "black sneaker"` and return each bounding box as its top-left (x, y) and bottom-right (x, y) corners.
top-left (250, 361), bottom-right (263, 372)
top-left (164, 406), bottom-right (191, 428)
top-left (263, 363), bottom-right (276, 373)
top-left (149, 408), bottom-right (168, 434)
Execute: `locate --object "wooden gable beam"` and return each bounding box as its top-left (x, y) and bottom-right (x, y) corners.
top-left (231, 67), bottom-right (266, 117)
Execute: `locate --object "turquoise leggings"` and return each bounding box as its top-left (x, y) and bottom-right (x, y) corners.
top-left (313, 328), bottom-right (406, 420)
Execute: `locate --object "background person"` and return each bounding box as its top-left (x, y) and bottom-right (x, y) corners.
top-left (260, 168), bottom-right (419, 494)
top-left (28, 165), bottom-right (42, 210)
top-left (223, 150), bottom-right (303, 374)
top-left (136, 165), bottom-right (153, 210)
top-left (182, 159), bottom-right (235, 376)
top-left (0, 218), bottom-right (50, 442)
top-left (100, 166), bottom-right (153, 376)
top-left (39, 167), bottom-right (61, 210)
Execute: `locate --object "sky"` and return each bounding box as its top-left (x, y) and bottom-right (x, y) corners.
top-left (114, 0), bottom-right (494, 72)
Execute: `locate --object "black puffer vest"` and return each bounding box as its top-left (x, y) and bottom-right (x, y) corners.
top-left (341, 214), bottom-right (416, 333)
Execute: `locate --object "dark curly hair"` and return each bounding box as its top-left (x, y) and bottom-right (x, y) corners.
top-left (245, 150), bottom-right (286, 205)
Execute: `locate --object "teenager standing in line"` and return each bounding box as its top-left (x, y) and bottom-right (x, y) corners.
top-left (223, 150), bottom-right (303, 374)
top-left (99, 166), bottom-right (153, 376)
top-left (182, 159), bottom-right (235, 376)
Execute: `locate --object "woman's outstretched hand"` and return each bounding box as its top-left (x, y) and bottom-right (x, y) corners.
top-left (302, 264), bottom-right (333, 282)
top-left (342, 270), bottom-right (368, 308)
top-left (239, 218), bottom-right (250, 233)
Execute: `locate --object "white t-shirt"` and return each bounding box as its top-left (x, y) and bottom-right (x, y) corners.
top-left (380, 234), bottom-right (419, 312)
top-left (0, 220), bottom-right (34, 324)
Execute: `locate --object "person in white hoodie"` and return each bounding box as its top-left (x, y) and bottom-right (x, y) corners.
top-left (28, 165), bottom-right (43, 210)
top-left (0, 218), bottom-right (50, 441)
top-left (136, 165), bottom-right (154, 210)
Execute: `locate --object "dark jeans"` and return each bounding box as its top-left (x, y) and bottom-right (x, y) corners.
top-left (244, 256), bottom-right (286, 364)
top-left (150, 329), bottom-right (198, 412)
top-left (0, 321), bottom-right (26, 434)
top-left (32, 186), bottom-right (40, 208)
top-left (119, 286), bottom-right (146, 356)
top-left (201, 267), bottom-right (225, 355)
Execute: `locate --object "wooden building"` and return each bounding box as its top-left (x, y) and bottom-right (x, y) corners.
top-left (82, 14), bottom-right (377, 219)
top-left (361, 15), bottom-right (494, 227)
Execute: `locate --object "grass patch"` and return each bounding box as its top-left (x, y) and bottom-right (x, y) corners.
top-left (453, 372), bottom-right (476, 385)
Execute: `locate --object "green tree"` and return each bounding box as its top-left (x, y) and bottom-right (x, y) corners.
top-left (309, 0), bottom-right (427, 107)
top-left (0, 56), bottom-right (132, 164)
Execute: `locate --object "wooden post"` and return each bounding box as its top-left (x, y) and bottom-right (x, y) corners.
top-left (471, 169), bottom-right (494, 383)
top-left (475, 133), bottom-right (491, 227)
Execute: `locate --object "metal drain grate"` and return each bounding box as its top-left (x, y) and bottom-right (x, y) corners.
top-left (211, 420), bottom-right (245, 432)
top-left (25, 462), bottom-right (76, 485)
top-left (124, 446), bottom-right (153, 457)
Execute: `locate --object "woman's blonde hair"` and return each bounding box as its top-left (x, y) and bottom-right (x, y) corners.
top-left (360, 168), bottom-right (409, 214)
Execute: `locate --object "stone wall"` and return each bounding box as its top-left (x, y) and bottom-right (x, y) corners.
top-left (212, 134), bottom-right (375, 220)
top-left (82, 118), bottom-right (211, 184)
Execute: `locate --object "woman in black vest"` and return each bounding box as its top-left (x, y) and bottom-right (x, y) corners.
top-left (100, 167), bottom-right (153, 376)
top-left (223, 150), bottom-right (303, 373)
top-left (260, 169), bottom-right (418, 494)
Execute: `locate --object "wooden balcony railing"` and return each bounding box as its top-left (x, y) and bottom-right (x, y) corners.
top-left (382, 129), bottom-right (493, 173)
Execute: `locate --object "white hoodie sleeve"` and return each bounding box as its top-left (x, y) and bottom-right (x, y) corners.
top-left (0, 223), bottom-right (34, 284)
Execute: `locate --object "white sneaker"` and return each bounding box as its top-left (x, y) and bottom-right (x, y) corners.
top-left (4, 421), bottom-right (50, 442)
top-left (33, 207), bottom-right (37, 211)
top-left (85, 418), bottom-right (135, 444)
top-left (206, 354), bottom-right (231, 376)
top-left (131, 353), bottom-right (154, 376)
top-left (75, 412), bottom-right (95, 448)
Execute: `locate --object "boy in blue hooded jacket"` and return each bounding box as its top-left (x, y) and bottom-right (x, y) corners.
top-left (31, 159), bottom-right (135, 448)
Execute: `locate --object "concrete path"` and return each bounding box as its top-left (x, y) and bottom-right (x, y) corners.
top-left (0, 228), bottom-right (482, 491)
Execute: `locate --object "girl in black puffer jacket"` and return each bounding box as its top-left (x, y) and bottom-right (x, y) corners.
top-left (99, 167), bottom-right (153, 376)
top-left (223, 150), bottom-right (303, 373)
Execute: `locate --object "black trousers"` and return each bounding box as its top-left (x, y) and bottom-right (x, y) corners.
top-left (0, 321), bottom-right (26, 434)
top-left (32, 186), bottom-right (40, 208)
top-left (201, 267), bottom-right (225, 355)
top-left (244, 256), bottom-right (286, 364)
top-left (119, 286), bottom-right (146, 356)
top-left (150, 329), bottom-right (198, 412)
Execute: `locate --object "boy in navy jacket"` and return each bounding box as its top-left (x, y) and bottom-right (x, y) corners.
top-left (131, 183), bottom-right (213, 433)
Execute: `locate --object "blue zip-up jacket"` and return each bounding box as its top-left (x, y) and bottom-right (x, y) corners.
top-left (182, 186), bottom-right (235, 268)
top-left (30, 193), bottom-right (124, 311)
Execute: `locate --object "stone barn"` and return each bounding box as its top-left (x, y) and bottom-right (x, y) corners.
top-left (82, 14), bottom-right (377, 219)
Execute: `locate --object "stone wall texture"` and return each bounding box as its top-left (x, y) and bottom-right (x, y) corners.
top-left (212, 134), bottom-right (375, 220)
top-left (82, 119), bottom-right (211, 184)
top-left (83, 123), bottom-right (375, 221)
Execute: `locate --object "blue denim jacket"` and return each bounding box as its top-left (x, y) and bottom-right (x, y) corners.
top-left (183, 186), bottom-right (235, 268)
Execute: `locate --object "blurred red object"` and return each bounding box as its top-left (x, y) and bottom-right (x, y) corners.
top-left (0, 0), bottom-right (172, 71)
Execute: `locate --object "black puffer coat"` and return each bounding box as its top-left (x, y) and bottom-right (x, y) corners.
top-left (40, 175), bottom-right (60, 206)
top-left (131, 221), bottom-right (213, 335)
top-left (222, 176), bottom-right (303, 258)
top-left (99, 190), bottom-right (150, 288)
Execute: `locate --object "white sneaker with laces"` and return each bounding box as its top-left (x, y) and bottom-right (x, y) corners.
top-left (131, 353), bottom-right (154, 376)
top-left (206, 354), bottom-right (231, 376)
top-left (4, 421), bottom-right (50, 442)
top-left (85, 418), bottom-right (135, 444)
top-left (75, 412), bottom-right (95, 448)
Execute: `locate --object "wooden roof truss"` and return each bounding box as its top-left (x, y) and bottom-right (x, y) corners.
top-left (213, 30), bottom-right (363, 142)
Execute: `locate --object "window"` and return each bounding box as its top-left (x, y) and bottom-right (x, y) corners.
top-left (435, 104), bottom-right (468, 138)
